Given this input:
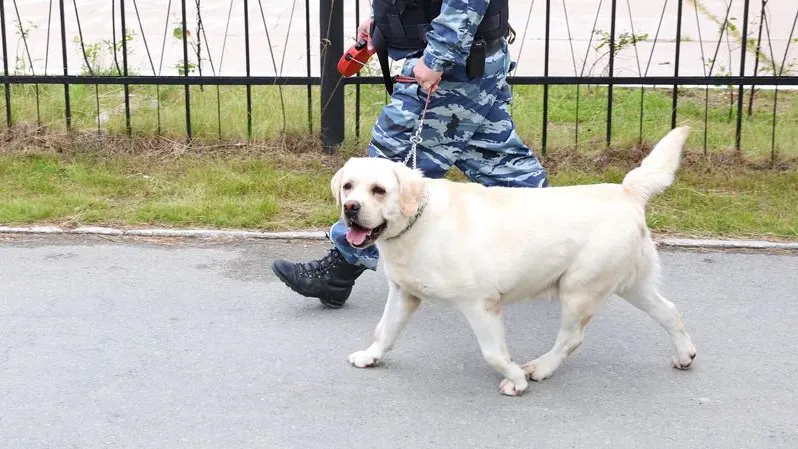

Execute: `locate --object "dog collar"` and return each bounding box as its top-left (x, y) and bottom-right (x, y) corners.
top-left (385, 188), bottom-right (429, 241)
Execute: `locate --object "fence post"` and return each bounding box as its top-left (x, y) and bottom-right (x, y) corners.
top-left (244, 0), bottom-right (252, 140)
top-left (0, 0), bottom-right (11, 127)
top-left (672, 0), bottom-right (683, 129)
top-left (735, 0), bottom-right (752, 151)
top-left (120, 0), bottom-right (131, 135)
top-left (541, 0), bottom-right (551, 155)
top-left (58, 0), bottom-right (71, 130)
top-left (319, 0), bottom-right (344, 153)
top-left (181, 0), bottom-right (191, 141)
top-left (606, 0), bottom-right (617, 147)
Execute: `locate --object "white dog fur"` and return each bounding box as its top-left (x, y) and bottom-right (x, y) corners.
top-left (330, 126), bottom-right (697, 396)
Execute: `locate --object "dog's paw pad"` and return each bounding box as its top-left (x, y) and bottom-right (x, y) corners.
top-left (499, 378), bottom-right (528, 397)
top-left (348, 351), bottom-right (380, 368)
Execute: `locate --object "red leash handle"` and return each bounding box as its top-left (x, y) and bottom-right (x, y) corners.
top-left (394, 75), bottom-right (439, 91)
top-left (393, 75), bottom-right (417, 84)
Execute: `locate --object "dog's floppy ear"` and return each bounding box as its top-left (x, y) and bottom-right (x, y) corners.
top-left (330, 166), bottom-right (344, 206)
top-left (393, 163), bottom-right (425, 217)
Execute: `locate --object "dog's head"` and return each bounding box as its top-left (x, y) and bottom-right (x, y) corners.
top-left (330, 157), bottom-right (426, 249)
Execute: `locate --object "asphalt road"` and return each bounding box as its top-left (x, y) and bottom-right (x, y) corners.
top-left (1, 235), bottom-right (797, 449)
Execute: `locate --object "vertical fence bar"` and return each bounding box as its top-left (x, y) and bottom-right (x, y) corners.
top-left (70, 0), bottom-right (96, 133)
top-left (735, 0), bottom-right (751, 151)
top-left (58, 0), bottom-right (71, 130)
top-left (562, 0), bottom-right (581, 152)
top-left (12, 0), bottom-right (41, 125)
top-left (355, 0), bottom-right (361, 142)
top-left (770, 8), bottom-right (798, 164)
top-left (320, 0), bottom-right (345, 153)
top-left (693, 0), bottom-right (709, 155)
top-left (215, 0), bottom-right (231, 141)
top-left (45, 0), bottom-right (53, 76)
top-left (748, 0), bottom-right (766, 117)
top-left (671, 0), bottom-right (683, 129)
top-left (131, 0), bottom-right (161, 138)
top-left (305, 0), bottom-right (313, 133)
top-left (157, 0), bottom-right (173, 137)
top-left (606, 0), bottom-right (617, 147)
top-left (111, 1), bottom-right (121, 74)
top-left (576, 0), bottom-right (605, 152)
top-left (541, 0), bottom-right (550, 155)
top-left (181, 0), bottom-right (192, 140)
top-left (0, 0), bottom-right (11, 127)
top-left (120, 0), bottom-right (131, 134)
top-left (243, 0), bottom-right (252, 140)
top-left (771, 84), bottom-right (779, 164)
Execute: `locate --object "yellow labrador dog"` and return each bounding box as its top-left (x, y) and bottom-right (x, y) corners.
top-left (331, 126), bottom-right (697, 396)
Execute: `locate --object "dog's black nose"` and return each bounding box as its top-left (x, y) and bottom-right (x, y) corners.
top-left (344, 200), bottom-right (360, 218)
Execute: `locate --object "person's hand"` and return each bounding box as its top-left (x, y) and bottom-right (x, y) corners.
top-left (357, 18), bottom-right (374, 51)
top-left (413, 58), bottom-right (442, 92)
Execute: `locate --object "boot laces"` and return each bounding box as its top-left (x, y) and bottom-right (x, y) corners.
top-left (297, 249), bottom-right (342, 278)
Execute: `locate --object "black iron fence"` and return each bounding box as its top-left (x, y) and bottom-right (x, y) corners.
top-left (0, 0), bottom-right (797, 159)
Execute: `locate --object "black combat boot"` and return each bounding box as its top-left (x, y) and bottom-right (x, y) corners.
top-left (271, 247), bottom-right (367, 309)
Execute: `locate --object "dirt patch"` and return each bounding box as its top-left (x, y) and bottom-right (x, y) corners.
top-left (0, 124), bottom-right (347, 171)
top-left (3, 123), bottom-right (797, 175)
top-left (539, 141), bottom-right (798, 174)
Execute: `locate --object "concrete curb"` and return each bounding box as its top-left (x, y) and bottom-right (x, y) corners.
top-left (1, 225), bottom-right (797, 250)
top-left (0, 226), bottom-right (328, 240)
top-left (655, 238), bottom-right (798, 250)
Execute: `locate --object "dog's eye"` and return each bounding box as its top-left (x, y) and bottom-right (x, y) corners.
top-left (343, 182), bottom-right (352, 190)
top-left (371, 185), bottom-right (386, 195)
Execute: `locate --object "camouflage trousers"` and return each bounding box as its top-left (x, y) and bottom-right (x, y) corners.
top-left (330, 39), bottom-right (549, 270)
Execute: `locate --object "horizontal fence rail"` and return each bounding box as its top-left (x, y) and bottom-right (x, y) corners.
top-left (1, 75), bottom-right (797, 86)
top-left (0, 0), bottom-right (796, 161)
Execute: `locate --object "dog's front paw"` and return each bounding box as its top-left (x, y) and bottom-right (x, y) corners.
top-left (671, 349), bottom-right (697, 370)
top-left (348, 350), bottom-right (380, 368)
top-left (499, 378), bottom-right (528, 397)
top-left (522, 358), bottom-right (556, 382)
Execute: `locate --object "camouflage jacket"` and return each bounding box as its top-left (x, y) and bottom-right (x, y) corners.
top-left (422, 0), bottom-right (493, 72)
top-left (371, 0), bottom-right (493, 71)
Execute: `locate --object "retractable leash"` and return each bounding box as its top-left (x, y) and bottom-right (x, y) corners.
top-left (336, 39), bottom-right (376, 77)
top-left (337, 40), bottom-right (437, 170)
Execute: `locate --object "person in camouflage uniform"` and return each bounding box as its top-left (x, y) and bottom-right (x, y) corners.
top-left (272, 0), bottom-right (549, 308)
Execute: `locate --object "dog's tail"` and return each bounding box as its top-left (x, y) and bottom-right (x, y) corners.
top-left (621, 126), bottom-right (690, 204)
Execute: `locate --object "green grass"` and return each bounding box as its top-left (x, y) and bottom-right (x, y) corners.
top-left (4, 82), bottom-right (797, 159)
top-left (1, 149), bottom-right (796, 240)
top-left (551, 166), bottom-right (798, 240)
top-left (0, 152), bottom-right (337, 230)
top-left (1, 82), bottom-right (797, 240)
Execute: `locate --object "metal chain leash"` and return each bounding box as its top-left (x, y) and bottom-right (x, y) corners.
top-left (400, 80), bottom-right (437, 170)
top-left (404, 120), bottom-right (424, 169)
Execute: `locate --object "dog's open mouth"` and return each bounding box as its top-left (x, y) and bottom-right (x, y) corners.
top-left (345, 222), bottom-right (387, 247)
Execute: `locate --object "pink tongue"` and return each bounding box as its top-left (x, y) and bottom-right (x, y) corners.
top-left (346, 227), bottom-right (370, 246)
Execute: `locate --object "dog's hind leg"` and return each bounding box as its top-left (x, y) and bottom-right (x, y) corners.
top-left (618, 279), bottom-right (697, 370)
top-left (522, 291), bottom-right (602, 382)
top-left (348, 281), bottom-right (420, 368)
top-left (457, 297), bottom-right (529, 397)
